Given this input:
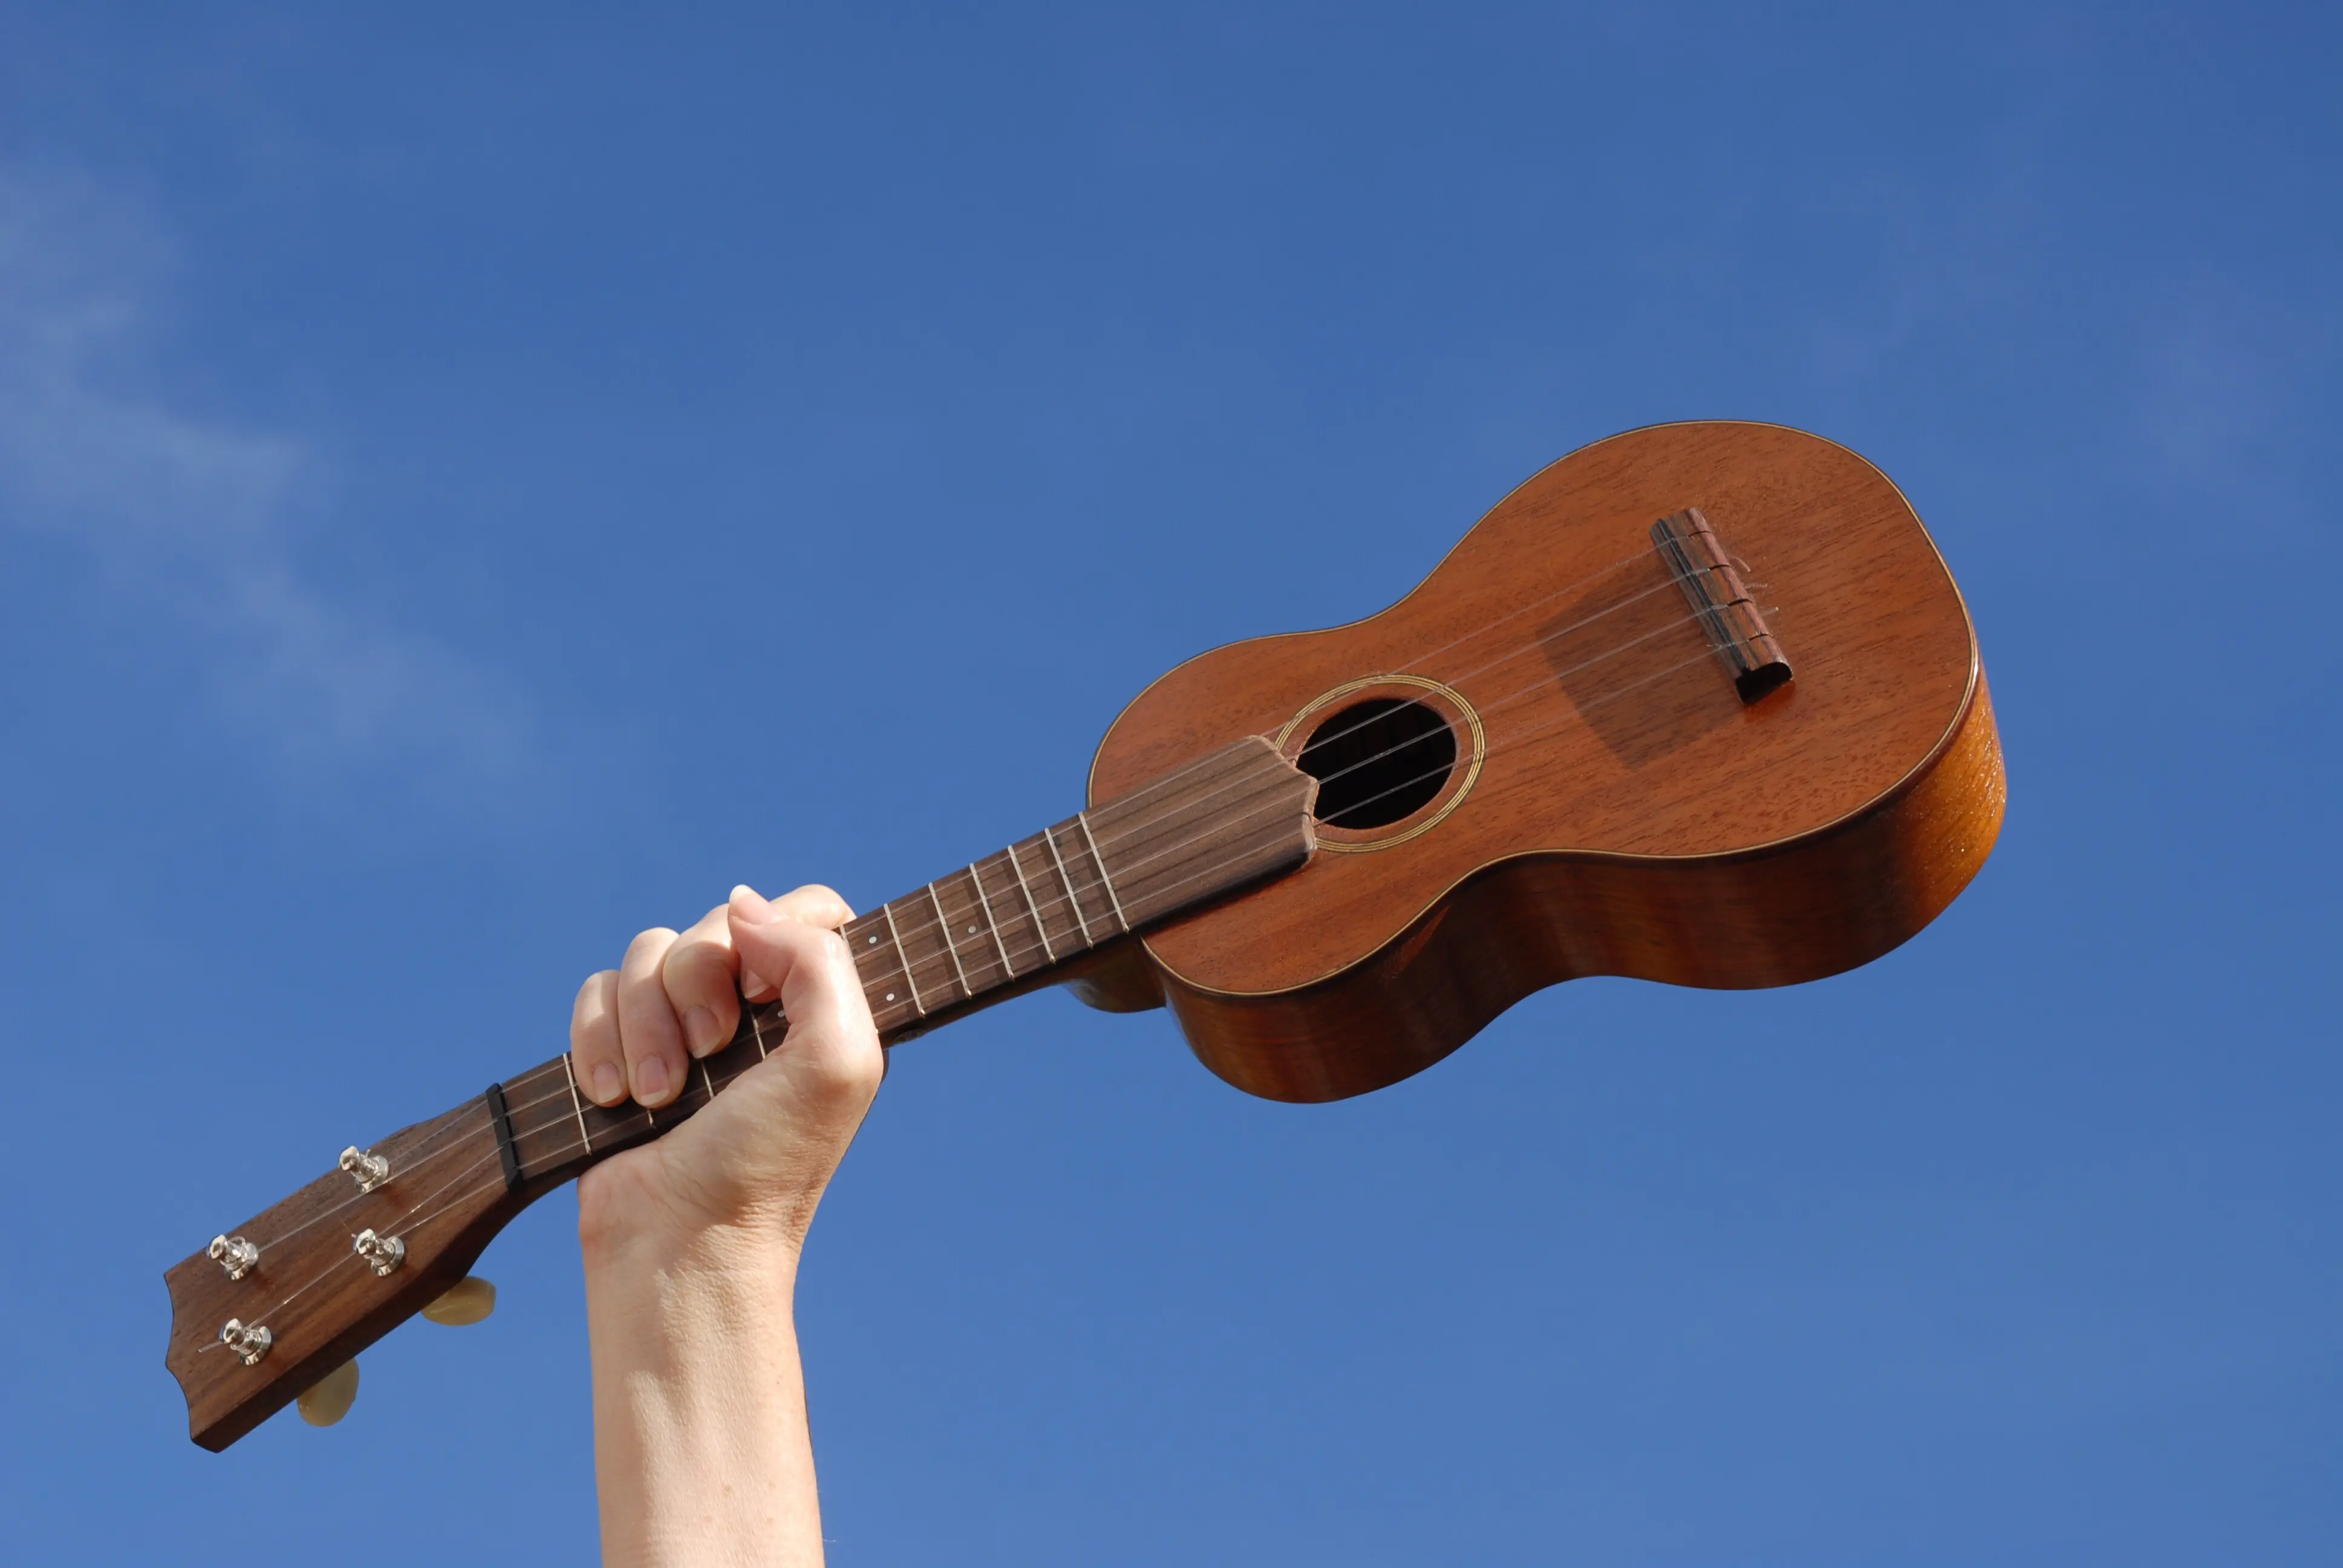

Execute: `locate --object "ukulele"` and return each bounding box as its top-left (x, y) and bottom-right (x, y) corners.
top-left (166, 419), bottom-right (2006, 1449)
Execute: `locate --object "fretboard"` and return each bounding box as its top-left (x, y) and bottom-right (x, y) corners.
top-left (488, 736), bottom-right (1315, 1187)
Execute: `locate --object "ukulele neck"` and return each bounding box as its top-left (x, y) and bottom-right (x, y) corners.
top-left (491, 736), bottom-right (1317, 1190)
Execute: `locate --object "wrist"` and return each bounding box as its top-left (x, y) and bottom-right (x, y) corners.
top-left (577, 1140), bottom-right (827, 1273)
top-left (581, 1195), bottom-right (805, 1298)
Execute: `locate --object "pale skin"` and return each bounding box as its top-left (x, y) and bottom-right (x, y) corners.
top-left (569, 882), bottom-right (885, 1568)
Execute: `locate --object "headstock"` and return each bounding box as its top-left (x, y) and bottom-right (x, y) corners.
top-left (163, 1093), bottom-right (528, 1450)
top-left (166, 1032), bottom-right (762, 1449)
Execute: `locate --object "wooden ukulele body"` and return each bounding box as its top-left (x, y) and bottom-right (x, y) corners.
top-left (1080, 421), bottom-right (2005, 1101)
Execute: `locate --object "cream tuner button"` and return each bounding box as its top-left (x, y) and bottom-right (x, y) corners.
top-left (422, 1276), bottom-right (496, 1325)
top-left (298, 1359), bottom-right (360, 1427)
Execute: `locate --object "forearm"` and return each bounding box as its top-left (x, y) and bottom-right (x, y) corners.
top-left (585, 1224), bottom-right (824, 1567)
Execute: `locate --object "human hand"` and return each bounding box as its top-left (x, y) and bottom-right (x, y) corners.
top-left (568, 883), bottom-right (885, 1259)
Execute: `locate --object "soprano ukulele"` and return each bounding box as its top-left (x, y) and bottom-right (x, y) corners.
top-left (167, 419), bottom-right (2007, 1449)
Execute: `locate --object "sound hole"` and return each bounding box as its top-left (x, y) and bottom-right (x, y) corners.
top-left (1298, 698), bottom-right (1457, 829)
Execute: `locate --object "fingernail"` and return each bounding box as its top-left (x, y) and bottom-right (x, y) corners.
top-left (684, 1005), bottom-right (721, 1056)
top-left (591, 1062), bottom-right (623, 1103)
top-left (730, 884), bottom-right (775, 924)
top-left (635, 1056), bottom-right (670, 1104)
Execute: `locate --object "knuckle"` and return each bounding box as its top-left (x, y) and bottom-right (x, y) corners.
top-left (624, 927), bottom-right (679, 963)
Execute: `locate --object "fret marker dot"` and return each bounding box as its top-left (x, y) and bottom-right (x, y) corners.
top-left (867, 935), bottom-right (878, 946)
top-left (885, 992), bottom-right (897, 1002)
top-left (967, 924), bottom-right (978, 935)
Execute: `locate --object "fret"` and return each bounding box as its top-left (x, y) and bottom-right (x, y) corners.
top-left (929, 864), bottom-right (1012, 988)
top-left (844, 912), bottom-right (910, 1025)
top-left (926, 881), bottom-right (973, 999)
top-left (880, 901), bottom-right (926, 1015)
top-left (505, 1058), bottom-right (592, 1179)
top-left (1004, 841), bottom-right (1056, 963)
top-left (1043, 824), bottom-right (1094, 944)
top-left (560, 1053), bottom-right (593, 1156)
top-left (967, 858), bottom-right (1016, 978)
top-left (709, 1019), bottom-right (768, 1093)
top-left (1075, 811), bottom-right (1132, 935)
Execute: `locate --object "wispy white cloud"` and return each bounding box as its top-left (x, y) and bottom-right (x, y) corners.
top-left (0, 166), bottom-right (537, 799)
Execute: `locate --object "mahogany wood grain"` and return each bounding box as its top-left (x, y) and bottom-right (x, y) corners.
top-left (1086, 421), bottom-right (2003, 1099)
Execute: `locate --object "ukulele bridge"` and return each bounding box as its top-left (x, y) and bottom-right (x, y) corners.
top-left (1651, 508), bottom-right (1792, 702)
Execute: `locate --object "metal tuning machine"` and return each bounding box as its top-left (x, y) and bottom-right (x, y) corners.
top-left (220, 1319), bottom-right (272, 1366)
top-left (352, 1229), bottom-right (405, 1276)
top-left (339, 1145), bottom-right (390, 1192)
top-left (208, 1235), bottom-right (260, 1280)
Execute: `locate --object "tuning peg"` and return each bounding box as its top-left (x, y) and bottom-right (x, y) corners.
top-left (422, 1276), bottom-right (496, 1326)
top-left (339, 1145), bottom-right (390, 1192)
top-left (208, 1234), bottom-right (260, 1280)
top-left (297, 1359), bottom-right (360, 1427)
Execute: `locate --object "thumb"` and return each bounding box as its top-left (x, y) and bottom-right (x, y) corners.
top-left (728, 884), bottom-right (864, 1023)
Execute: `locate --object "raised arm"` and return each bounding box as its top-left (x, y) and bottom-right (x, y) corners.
top-left (571, 883), bottom-right (884, 1567)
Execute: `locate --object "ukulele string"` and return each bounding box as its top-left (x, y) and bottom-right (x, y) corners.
top-left (1014, 636), bottom-right (1743, 973)
top-left (1080, 541), bottom-right (1668, 824)
top-left (1072, 541), bottom-right (1722, 869)
top-left (942, 532), bottom-right (1753, 960)
top-left (862, 538), bottom-right (1726, 972)
top-left (860, 587), bottom-right (1734, 994)
top-left (1074, 563), bottom-right (1687, 868)
top-left (863, 607), bottom-right (1714, 1002)
top-left (229, 1066), bottom-right (571, 1255)
top-left (295, 547), bottom-right (1714, 1204)
top-left (220, 633), bottom-right (1752, 1352)
top-left (229, 582), bottom-right (1733, 1269)
top-left (208, 555), bottom-right (1741, 1279)
top-left (333, 638), bottom-right (1762, 1299)
top-left (196, 1138), bottom-right (523, 1351)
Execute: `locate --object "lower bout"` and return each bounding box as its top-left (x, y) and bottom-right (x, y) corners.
top-left (1158, 681), bottom-right (2007, 1105)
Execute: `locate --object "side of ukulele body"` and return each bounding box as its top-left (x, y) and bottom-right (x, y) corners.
top-left (1083, 421), bottom-right (2007, 1102)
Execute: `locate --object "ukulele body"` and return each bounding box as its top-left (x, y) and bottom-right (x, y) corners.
top-left (1081, 421), bottom-right (2005, 1102)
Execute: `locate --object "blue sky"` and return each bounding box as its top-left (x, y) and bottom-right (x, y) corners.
top-left (1, 4), bottom-right (2335, 1563)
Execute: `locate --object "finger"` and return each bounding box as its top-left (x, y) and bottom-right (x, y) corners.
top-left (661, 904), bottom-right (743, 1058)
top-left (569, 970), bottom-right (628, 1107)
top-left (736, 884), bottom-right (856, 1002)
top-left (730, 886), bottom-right (883, 1105)
top-left (762, 883), bottom-right (857, 927)
top-left (616, 926), bottom-right (686, 1107)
